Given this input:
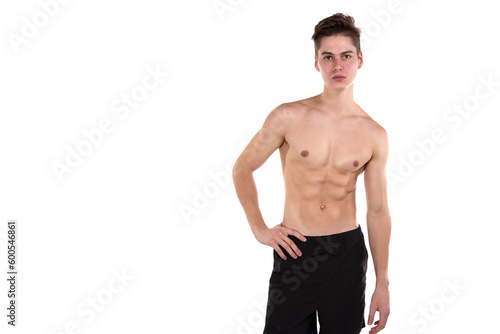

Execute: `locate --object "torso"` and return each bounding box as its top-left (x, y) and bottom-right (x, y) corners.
top-left (279, 96), bottom-right (380, 236)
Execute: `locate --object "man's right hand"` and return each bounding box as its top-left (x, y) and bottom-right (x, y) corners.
top-left (253, 223), bottom-right (307, 260)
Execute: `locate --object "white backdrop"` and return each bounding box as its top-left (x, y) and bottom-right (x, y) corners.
top-left (1, 0), bottom-right (499, 333)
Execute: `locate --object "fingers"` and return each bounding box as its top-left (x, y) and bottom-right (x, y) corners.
top-left (277, 236), bottom-right (301, 259)
top-left (275, 223), bottom-right (306, 242)
top-left (380, 313), bottom-right (388, 325)
top-left (369, 321), bottom-right (381, 334)
top-left (377, 309), bottom-right (389, 330)
top-left (368, 310), bottom-right (389, 334)
top-left (368, 303), bottom-right (376, 326)
top-left (270, 232), bottom-right (291, 260)
top-left (273, 244), bottom-right (288, 260)
top-left (286, 228), bottom-right (307, 243)
top-left (270, 226), bottom-right (306, 260)
top-left (281, 228), bottom-right (308, 258)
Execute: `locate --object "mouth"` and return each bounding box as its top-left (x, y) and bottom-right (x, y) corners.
top-left (333, 75), bottom-right (346, 81)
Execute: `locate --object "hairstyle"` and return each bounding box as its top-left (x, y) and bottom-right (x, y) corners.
top-left (311, 13), bottom-right (362, 56)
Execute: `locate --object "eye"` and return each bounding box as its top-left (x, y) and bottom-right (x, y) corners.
top-left (324, 56), bottom-right (332, 60)
top-left (343, 54), bottom-right (351, 59)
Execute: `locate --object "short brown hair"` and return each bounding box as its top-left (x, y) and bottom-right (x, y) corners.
top-left (312, 13), bottom-right (361, 56)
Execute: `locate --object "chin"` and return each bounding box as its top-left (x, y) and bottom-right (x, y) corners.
top-left (331, 80), bottom-right (354, 89)
top-left (327, 83), bottom-right (349, 90)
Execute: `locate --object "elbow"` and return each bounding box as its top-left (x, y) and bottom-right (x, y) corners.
top-left (367, 207), bottom-right (391, 221)
top-left (232, 162), bottom-right (240, 182)
top-left (232, 158), bottom-right (252, 182)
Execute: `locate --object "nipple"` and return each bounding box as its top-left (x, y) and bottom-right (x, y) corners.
top-left (301, 150), bottom-right (309, 157)
top-left (353, 160), bottom-right (359, 167)
top-left (320, 204), bottom-right (326, 210)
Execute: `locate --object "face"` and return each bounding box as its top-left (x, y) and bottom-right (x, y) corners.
top-left (314, 35), bottom-right (363, 90)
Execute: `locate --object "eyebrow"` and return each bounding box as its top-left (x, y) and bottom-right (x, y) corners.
top-left (321, 50), bottom-right (354, 55)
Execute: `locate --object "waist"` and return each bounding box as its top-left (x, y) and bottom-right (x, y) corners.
top-left (283, 201), bottom-right (358, 236)
top-left (286, 224), bottom-right (364, 256)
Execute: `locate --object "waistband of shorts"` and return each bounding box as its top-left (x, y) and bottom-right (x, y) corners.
top-left (301, 224), bottom-right (362, 239)
top-left (288, 225), bottom-right (363, 254)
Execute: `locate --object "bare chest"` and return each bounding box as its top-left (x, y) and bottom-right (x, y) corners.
top-left (283, 118), bottom-right (373, 174)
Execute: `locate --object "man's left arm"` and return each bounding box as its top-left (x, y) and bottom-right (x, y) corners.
top-left (364, 125), bottom-right (392, 334)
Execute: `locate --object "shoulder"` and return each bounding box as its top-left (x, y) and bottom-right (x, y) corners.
top-left (274, 99), bottom-right (310, 115)
top-left (366, 118), bottom-right (388, 141)
top-left (355, 106), bottom-right (387, 140)
top-left (355, 107), bottom-right (388, 158)
top-left (264, 100), bottom-right (308, 125)
top-left (365, 120), bottom-right (388, 163)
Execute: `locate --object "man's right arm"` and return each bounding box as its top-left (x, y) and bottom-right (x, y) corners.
top-left (232, 104), bottom-right (306, 260)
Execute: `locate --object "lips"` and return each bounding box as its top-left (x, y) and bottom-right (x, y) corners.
top-left (333, 75), bottom-right (345, 79)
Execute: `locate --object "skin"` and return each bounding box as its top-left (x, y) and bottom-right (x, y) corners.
top-left (232, 34), bottom-right (391, 334)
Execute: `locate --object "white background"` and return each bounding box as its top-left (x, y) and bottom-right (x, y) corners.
top-left (1, 0), bottom-right (499, 333)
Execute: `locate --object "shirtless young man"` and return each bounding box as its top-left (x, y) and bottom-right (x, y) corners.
top-left (232, 13), bottom-right (391, 334)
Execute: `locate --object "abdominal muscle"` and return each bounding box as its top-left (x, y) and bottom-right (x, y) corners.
top-left (280, 153), bottom-right (362, 236)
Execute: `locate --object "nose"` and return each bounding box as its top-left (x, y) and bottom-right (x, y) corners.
top-left (333, 58), bottom-right (342, 71)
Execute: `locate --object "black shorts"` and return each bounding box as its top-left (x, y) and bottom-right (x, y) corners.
top-left (263, 225), bottom-right (368, 334)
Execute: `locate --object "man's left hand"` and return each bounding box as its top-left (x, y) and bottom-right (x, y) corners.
top-left (368, 286), bottom-right (390, 334)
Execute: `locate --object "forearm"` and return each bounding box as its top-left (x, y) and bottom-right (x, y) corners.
top-left (232, 162), bottom-right (267, 234)
top-left (366, 212), bottom-right (391, 288)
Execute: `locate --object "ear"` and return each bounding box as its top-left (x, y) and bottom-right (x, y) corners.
top-left (357, 51), bottom-right (364, 69)
top-left (314, 54), bottom-right (319, 72)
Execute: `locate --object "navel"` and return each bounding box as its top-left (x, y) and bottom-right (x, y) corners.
top-left (353, 160), bottom-right (359, 167)
top-left (320, 204), bottom-right (326, 211)
top-left (301, 150), bottom-right (309, 157)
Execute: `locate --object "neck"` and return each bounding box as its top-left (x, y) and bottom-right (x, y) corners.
top-left (318, 84), bottom-right (355, 115)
